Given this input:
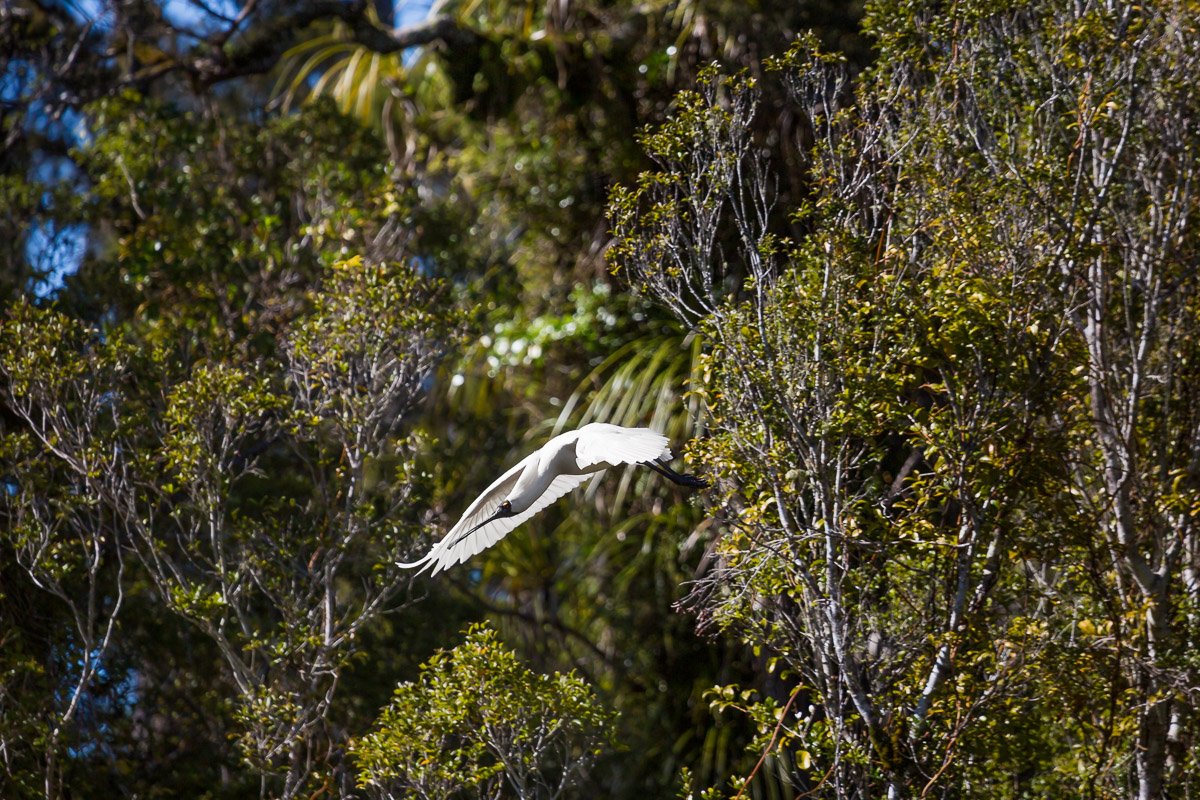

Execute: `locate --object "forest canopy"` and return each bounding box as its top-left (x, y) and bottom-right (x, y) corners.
top-left (2, 1), bottom-right (1199, 799)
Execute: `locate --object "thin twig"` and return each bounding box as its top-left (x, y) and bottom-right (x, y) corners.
top-left (733, 684), bottom-right (803, 800)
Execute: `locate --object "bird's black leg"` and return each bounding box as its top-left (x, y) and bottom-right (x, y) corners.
top-left (645, 459), bottom-right (708, 489)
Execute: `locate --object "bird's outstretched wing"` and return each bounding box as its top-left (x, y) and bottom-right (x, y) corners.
top-left (574, 423), bottom-right (672, 468)
top-left (396, 456), bottom-right (528, 574)
top-left (397, 455), bottom-right (590, 575)
top-left (429, 472), bottom-right (590, 574)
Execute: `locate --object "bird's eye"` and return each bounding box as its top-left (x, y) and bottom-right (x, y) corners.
top-left (501, 501), bottom-right (511, 512)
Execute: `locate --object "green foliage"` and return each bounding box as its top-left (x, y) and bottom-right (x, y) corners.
top-left (608, 4), bottom-right (1200, 796)
top-left (2, 248), bottom-right (464, 797)
top-left (10, 1), bottom-right (1199, 799)
top-left (63, 93), bottom-right (399, 361)
top-left (289, 255), bottom-right (465, 439)
top-left (608, 66), bottom-right (764, 324)
top-left (270, 0), bottom-right (863, 308)
top-left (355, 623), bottom-right (616, 799)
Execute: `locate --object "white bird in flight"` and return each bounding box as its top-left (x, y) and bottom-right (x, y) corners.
top-left (398, 423), bottom-right (706, 575)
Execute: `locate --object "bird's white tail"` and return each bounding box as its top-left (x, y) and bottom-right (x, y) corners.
top-left (396, 552), bottom-right (435, 574)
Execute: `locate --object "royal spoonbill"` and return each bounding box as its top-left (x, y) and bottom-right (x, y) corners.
top-left (398, 423), bottom-right (705, 575)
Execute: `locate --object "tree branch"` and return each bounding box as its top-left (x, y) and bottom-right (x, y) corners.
top-left (190, 1), bottom-right (484, 86)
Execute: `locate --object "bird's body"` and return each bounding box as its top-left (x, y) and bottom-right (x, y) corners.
top-left (398, 423), bottom-right (705, 575)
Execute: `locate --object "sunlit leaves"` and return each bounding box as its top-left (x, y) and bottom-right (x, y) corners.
top-left (354, 623), bottom-right (616, 799)
top-left (608, 67), bottom-right (764, 325)
top-left (67, 94), bottom-right (397, 363)
top-left (163, 365), bottom-right (284, 485)
top-left (606, 11), bottom-right (1194, 790)
top-left (1, 248), bottom-right (466, 796)
top-left (288, 255), bottom-right (465, 443)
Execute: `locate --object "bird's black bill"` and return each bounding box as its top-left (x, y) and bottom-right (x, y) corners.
top-left (647, 459), bottom-right (708, 489)
top-left (448, 507), bottom-right (508, 549)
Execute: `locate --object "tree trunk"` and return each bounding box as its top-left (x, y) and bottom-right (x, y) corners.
top-left (1136, 589), bottom-right (1172, 800)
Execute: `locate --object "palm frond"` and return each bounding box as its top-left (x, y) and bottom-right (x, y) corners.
top-left (273, 19), bottom-right (406, 129)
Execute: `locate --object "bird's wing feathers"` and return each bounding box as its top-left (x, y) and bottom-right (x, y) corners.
top-left (396, 456), bottom-right (529, 573)
top-left (429, 472), bottom-right (590, 575)
top-left (574, 423), bottom-right (672, 469)
top-left (445, 456), bottom-right (529, 539)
